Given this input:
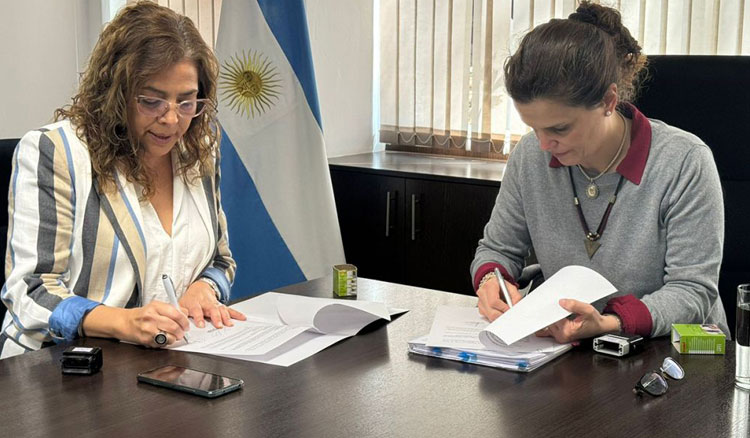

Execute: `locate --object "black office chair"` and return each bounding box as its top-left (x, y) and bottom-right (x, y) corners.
top-left (634, 55), bottom-right (750, 338)
top-left (1, 138), bottom-right (19, 323)
top-left (518, 252), bottom-right (544, 293)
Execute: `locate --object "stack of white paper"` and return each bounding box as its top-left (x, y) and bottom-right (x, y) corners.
top-left (409, 265), bottom-right (618, 372)
top-left (408, 305), bottom-right (571, 372)
top-left (171, 292), bottom-right (406, 367)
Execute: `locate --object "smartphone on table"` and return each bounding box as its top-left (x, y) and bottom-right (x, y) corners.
top-left (137, 365), bottom-right (243, 398)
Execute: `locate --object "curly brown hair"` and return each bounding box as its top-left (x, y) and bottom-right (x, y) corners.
top-left (504, 0), bottom-right (647, 108)
top-left (55, 1), bottom-right (219, 197)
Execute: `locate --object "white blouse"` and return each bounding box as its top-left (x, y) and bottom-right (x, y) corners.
top-left (139, 155), bottom-right (213, 305)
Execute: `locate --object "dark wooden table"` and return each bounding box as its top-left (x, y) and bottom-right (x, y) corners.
top-left (0, 278), bottom-right (746, 438)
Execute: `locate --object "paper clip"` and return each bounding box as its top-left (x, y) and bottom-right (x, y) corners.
top-left (516, 361), bottom-right (529, 370)
top-left (458, 352), bottom-right (477, 363)
top-left (431, 347), bottom-right (443, 356)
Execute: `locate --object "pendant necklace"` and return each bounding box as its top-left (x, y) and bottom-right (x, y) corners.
top-left (568, 167), bottom-right (625, 259)
top-left (577, 111), bottom-right (627, 199)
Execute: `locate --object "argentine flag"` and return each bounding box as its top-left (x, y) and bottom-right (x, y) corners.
top-left (215, 0), bottom-right (345, 298)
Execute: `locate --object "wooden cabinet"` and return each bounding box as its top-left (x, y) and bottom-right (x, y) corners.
top-left (330, 166), bottom-right (500, 295)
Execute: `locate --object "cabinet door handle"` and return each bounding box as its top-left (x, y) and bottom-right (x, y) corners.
top-left (385, 190), bottom-right (397, 237)
top-left (385, 191), bottom-right (392, 237)
top-left (411, 194), bottom-right (419, 241)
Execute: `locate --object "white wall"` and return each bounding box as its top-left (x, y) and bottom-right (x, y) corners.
top-left (0, 1), bottom-right (103, 139)
top-left (307, 0), bottom-right (375, 157)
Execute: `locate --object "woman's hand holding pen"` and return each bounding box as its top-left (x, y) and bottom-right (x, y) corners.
top-left (125, 301), bottom-right (191, 346)
top-left (81, 302), bottom-right (190, 347)
top-left (180, 281), bottom-right (246, 329)
top-left (476, 276), bottom-right (522, 322)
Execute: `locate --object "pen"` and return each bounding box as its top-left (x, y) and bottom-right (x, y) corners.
top-left (162, 274), bottom-right (190, 343)
top-left (494, 268), bottom-right (513, 309)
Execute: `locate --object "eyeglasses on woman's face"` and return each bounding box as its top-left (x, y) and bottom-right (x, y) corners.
top-left (135, 95), bottom-right (211, 119)
top-left (633, 357), bottom-right (685, 397)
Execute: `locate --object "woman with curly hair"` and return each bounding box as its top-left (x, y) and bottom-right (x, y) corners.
top-left (1, 2), bottom-right (245, 358)
top-left (472, 1), bottom-right (727, 342)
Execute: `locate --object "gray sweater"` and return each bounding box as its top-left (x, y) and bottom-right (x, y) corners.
top-left (471, 108), bottom-right (728, 337)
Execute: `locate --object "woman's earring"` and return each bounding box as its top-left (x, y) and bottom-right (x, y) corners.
top-left (605, 110), bottom-right (613, 116)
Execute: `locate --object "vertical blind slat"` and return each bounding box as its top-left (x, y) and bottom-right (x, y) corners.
top-left (411, 0), bottom-right (418, 142)
top-left (432, 0), bottom-right (451, 137)
top-left (184, 0), bottom-right (198, 34)
top-left (197, 0), bottom-right (212, 52)
top-left (379, 0), bottom-right (399, 143)
top-left (451, 0), bottom-right (472, 141)
top-left (430, 0), bottom-right (436, 140)
top-left (414, 0), bottom-right (435, 141)
top-left (480, 0), bottom-right (494, 144)
top-left (397, 0), bottom-right (415, 139)
top-left (738, 0), bottom-right (747, 54)
top-left (742, 0), bottom-right (750, 54)
top-left (717, 0), bottom-right (743, 55)
top-left (213, 0), bottom-right (222, 48)
top-left (685, 0), bottom-right (693, 55)
top-left (638, 0), bottom-right (647, 47)
top-left (660, 0), bottom-right (669, 54)
top-left (642, 1), bottom-right (660, 55)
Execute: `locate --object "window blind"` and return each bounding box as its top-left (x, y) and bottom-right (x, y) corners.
top-left (380, 0), bottom-right (750, 155)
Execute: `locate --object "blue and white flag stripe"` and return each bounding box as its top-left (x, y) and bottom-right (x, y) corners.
top-left (257, 0), bottom-right (322, 128)
top-left (216, 0), bottom-right (345, 298)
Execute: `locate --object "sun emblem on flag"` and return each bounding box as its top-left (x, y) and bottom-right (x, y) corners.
top-left (219, 50), bottom-right (281, 118)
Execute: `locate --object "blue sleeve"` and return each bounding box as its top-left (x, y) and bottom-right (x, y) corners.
top-left (48, 296), bottom-right (102, 342)
top-left (200, 267), bottom-right (231, 303)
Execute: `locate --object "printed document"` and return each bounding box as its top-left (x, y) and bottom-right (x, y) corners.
top-left (425, 305), bottom-right (567, 355)
top-left (479, 265), bottom-right (618, 347)
top-left (171, 292), bottom-right (405, 366)
top-left (409, 266), bottom-right (617, 372)
top-left (411, 305), bottom-right (571, 373)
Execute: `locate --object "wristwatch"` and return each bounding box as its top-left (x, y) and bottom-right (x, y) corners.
top-left (198, 277), bottom-right (222, 301)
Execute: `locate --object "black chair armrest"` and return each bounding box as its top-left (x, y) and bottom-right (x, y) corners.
top-left (518, 263), bottom-right (544, 293)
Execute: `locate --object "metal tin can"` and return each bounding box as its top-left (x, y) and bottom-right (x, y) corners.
top-left (333, 264), bottom-right (357, 298)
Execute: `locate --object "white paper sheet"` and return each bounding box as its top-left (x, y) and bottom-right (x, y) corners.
top-left (276, 294), bottom-right (391, 335)
top-left (229, 292), bottom-right (284, 323)
top-left (480, 265), bottom-right (618, 346)
top-left (409, 335), bottom-right (572, 372)
top-left (215, 307), bottom-right (407, 367)
top-left (425, 306), bottom-right (489, 350)
top-left (171, 319), bottom-right (309, 356)
top-left (170, 292), bottom-right (406, 367)
top-left (425, 305), bottom-right (569, 354)
top-left (218, 332), bottom-right (349, 367)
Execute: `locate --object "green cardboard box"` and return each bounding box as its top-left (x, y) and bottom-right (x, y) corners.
top-left (671, 324), bottom-right (726, 355)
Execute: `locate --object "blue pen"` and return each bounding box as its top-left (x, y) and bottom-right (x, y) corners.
top-left (162, 274), bottom-right (190, 343)
top-left (494, 267), bottom-right (514, 308)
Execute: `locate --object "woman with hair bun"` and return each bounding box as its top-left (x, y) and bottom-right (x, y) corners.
top-left (1, 2), bottom-right (245, 358)
top-left (472, 1), bottom-right (727, 342)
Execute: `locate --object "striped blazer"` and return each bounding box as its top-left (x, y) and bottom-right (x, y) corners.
top-left (1, 120), bottom-right (235, 354)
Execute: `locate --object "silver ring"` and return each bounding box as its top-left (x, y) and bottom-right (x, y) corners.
top-left (154, 331), bottom-right (168, 346)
